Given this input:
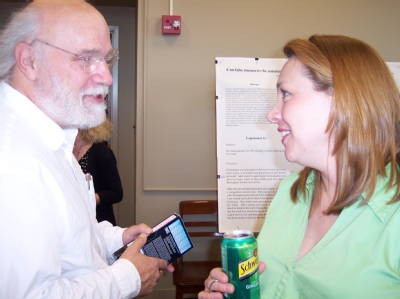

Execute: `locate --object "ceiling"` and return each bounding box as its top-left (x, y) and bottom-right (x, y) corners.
top-left (0, 0), bottom-right (136, 7)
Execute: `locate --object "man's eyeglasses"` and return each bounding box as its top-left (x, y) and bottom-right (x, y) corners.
top-left (31, 39), bottom-right (119, 73)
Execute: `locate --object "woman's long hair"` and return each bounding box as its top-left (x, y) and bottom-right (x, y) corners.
top-left (285, 35), bottom-right (400, 214)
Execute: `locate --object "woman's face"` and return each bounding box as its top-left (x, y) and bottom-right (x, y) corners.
top-left (267, 57), bottom-right (334, 170)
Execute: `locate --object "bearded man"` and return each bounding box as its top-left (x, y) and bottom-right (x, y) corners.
top-left (0, 2), bottom-right (173, 298)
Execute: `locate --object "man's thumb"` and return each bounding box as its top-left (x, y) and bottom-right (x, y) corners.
top-left (128, 233), bottom-right (147, 251)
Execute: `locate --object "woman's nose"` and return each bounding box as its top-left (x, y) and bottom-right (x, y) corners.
top-left (267, 100), bottom-right (281, 123)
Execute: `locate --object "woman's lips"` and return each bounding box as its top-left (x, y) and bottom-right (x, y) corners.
top-left (281, 130), bottom-right (290, 143)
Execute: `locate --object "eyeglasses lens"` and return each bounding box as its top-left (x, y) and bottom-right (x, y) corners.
top-left (106, 48), bottom-right (119, 70)
top-left (84, 49), bottom-right (119, 73)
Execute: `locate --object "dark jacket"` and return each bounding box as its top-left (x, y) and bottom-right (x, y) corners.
top-left (79, 142), bottom-right (123, 226)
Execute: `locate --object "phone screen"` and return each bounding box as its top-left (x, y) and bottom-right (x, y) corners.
top-left (140, 215), bottom-right (193, 264)
top-left (113, 213), bottom-right (193, 264)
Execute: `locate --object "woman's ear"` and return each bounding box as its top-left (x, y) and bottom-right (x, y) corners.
top-left (14, 42), bottom-right (38, 81)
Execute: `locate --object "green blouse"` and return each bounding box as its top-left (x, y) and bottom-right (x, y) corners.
top-left (258, 165), bottom-right (400, 299)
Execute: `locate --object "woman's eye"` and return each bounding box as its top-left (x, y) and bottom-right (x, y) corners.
top-left (281, 90), bottom-right (289, 99)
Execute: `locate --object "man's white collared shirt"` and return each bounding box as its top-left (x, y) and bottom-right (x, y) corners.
top-left (0, 81), bottom-right (140, 299)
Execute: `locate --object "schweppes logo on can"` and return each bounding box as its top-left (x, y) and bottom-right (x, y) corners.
top-left (238, 249), bottom-right (258, 280)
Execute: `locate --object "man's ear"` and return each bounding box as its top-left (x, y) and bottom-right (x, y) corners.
top-left (14, 42), bottom-right (38, 81)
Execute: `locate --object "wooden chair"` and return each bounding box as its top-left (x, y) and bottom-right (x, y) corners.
top-left (173, 200), bottom-right (223, 299)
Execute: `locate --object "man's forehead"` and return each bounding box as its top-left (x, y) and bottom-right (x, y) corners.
top-left (37, 3), bottom-right (110, 48)
top-left (37, 2), bottom-right (106, 32)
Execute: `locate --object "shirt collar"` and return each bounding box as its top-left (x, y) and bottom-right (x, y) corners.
top-left (364, 163), bottom-right (397, 222)
top-left (304, 165), bottom-right (396, 222)
top-left (0, 81), bottom-right (72, 151)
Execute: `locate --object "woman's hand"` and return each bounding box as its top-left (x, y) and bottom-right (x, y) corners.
top-left (198, 268), bottom-right (233, 299)
top-left (198, 262), bottom-right (266, 299)
top-left (94, 193), bottom-right (100, 205)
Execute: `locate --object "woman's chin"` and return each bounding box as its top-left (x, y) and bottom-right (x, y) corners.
top-left (284, 152), bottom-right (302, 166)
top-left (284, 151), bottom-right (294, 163)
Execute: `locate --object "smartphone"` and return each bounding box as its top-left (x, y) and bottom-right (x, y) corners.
top-left (113, 213), bottom-right (193, 264)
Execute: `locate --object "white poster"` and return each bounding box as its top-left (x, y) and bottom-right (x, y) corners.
top-left (216, 58), bottom-right (400, 233)
top-left (215, 57), bottom-right (302, 233)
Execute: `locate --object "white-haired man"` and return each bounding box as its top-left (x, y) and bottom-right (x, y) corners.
top-left (0, 2), bottom-right (173, 298)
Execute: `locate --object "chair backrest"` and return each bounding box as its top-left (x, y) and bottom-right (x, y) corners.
top-left (179, 200), bottom-right (224, 238)
top-left (173, 201), bottom-right (224, 295)
top-left (174, 200), bottom-right (223, 265)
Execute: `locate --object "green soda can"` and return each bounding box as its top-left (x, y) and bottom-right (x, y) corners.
top-left (221, 230), bottom-right (260, 299)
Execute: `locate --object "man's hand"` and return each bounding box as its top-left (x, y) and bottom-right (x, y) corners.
top-left (122, 223), bottom-right (153, 245)
top-left (120, 232), bottom-right (174, 296)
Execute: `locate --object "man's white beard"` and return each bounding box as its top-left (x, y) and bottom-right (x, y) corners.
top-left (34, 63), bottom-right (108, 129)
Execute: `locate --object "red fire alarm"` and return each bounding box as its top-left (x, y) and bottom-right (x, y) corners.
top-left (162, 15), bottom-right (181, 35)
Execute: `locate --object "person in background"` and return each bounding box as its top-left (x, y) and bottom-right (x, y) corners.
top-left (0, 2), bottom-right (172, 298)
top-left (74, 118), bottom-right (123, 226)
top-left (199, 34), bottom-right (400, 299)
